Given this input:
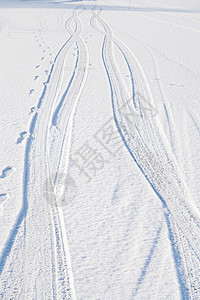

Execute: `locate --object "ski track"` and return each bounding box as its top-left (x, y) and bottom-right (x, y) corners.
top-left (43, 7), bottom-right (89, 298)
top-left (110, 23), bottom-right (197, 77)
top-left (0, 3), bottom-right (199, 299)
top-left (24, 7), bottom-right (87, 299)
top-left (91, 6), bottom-right (200, 298)
top-left (0, 6), bottom-right (88, 299)
top-left (52, 8), bottom-right (88, 298)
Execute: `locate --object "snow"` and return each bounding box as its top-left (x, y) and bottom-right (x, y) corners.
top-left (0, 0), bottom-right (200, 299)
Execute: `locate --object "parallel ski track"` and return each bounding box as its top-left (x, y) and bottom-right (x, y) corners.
top-left (0, 6), bottom-right (88, 299)
top-left (91, 6), bottom-right (200, 298)
top-left (33, 6), bottom-right (88, 299)
top-left (44, 7), bottom-right (88, 300)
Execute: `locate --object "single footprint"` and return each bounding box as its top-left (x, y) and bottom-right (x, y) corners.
top-left (34, 75), bottom-right (39, 81)
top-left (29, 89), bottom-right (34, 95)
top-left (0, 167), bottom-right (13, 179)
top-left (49, 61), bottom-right (53, 65)
top-left (45, 70), bottom-right (49, 75)
top-left (16, 131), bottom-right (28, 144)
top-left (43, 50), bottom-right (46, 53)
top-left (29, 107), bottom-right (37, 115)
top-left (36, 65), bottom-right (40, 69)
top-left (41, 57), bottom-right (45, 61)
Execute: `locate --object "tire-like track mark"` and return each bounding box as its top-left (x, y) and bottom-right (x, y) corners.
top-left (0, 7), bottom-right (87, 300)
top-left (23, 7), bottom-right (87, 299)
top-left (42, 7), bottom-right (89, 299)
top-left (91, 6), bottom-right (200, 298)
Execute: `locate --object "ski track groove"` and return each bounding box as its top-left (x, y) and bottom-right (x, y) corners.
top-left (33, 8), bottom-right (86, 299)
top-left (0, 6), bottom-right (88, 299)
top-left (1, 4), bottom-right (199, 299)
top-left (45, 9), bottom-right (89, 298)
top-left (34, 6), bottom-right (88, 299)
top-left (91, 6), bottom-right (200, 298)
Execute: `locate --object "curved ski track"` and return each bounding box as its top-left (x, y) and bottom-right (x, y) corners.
top-left (0, 6), bottom-right (88, 300)
top-left (91, 6), bottom-right (200, 299)
top-left (1, 4), bottom-right (200, 299)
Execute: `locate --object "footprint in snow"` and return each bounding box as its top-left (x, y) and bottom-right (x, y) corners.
top-left (29, 107), bottom-right (36, 115)
top-left (16, 131), bottom-right (28, 144)
top-left (29, 89), bottom-right (34, 95)
top-left (45, 70), bottom-right (49, 75)
top-left (0, 167), bottom-right (13, 179)
top-left (34, 75), bottom-right (39, 81)
top-left (41, 57), bottom-right (45, 61)
top-left (35, 65), bottom-right (40, 69)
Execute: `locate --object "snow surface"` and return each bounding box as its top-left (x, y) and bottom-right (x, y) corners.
top-left (0, 0), bottom-right (200, 299)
